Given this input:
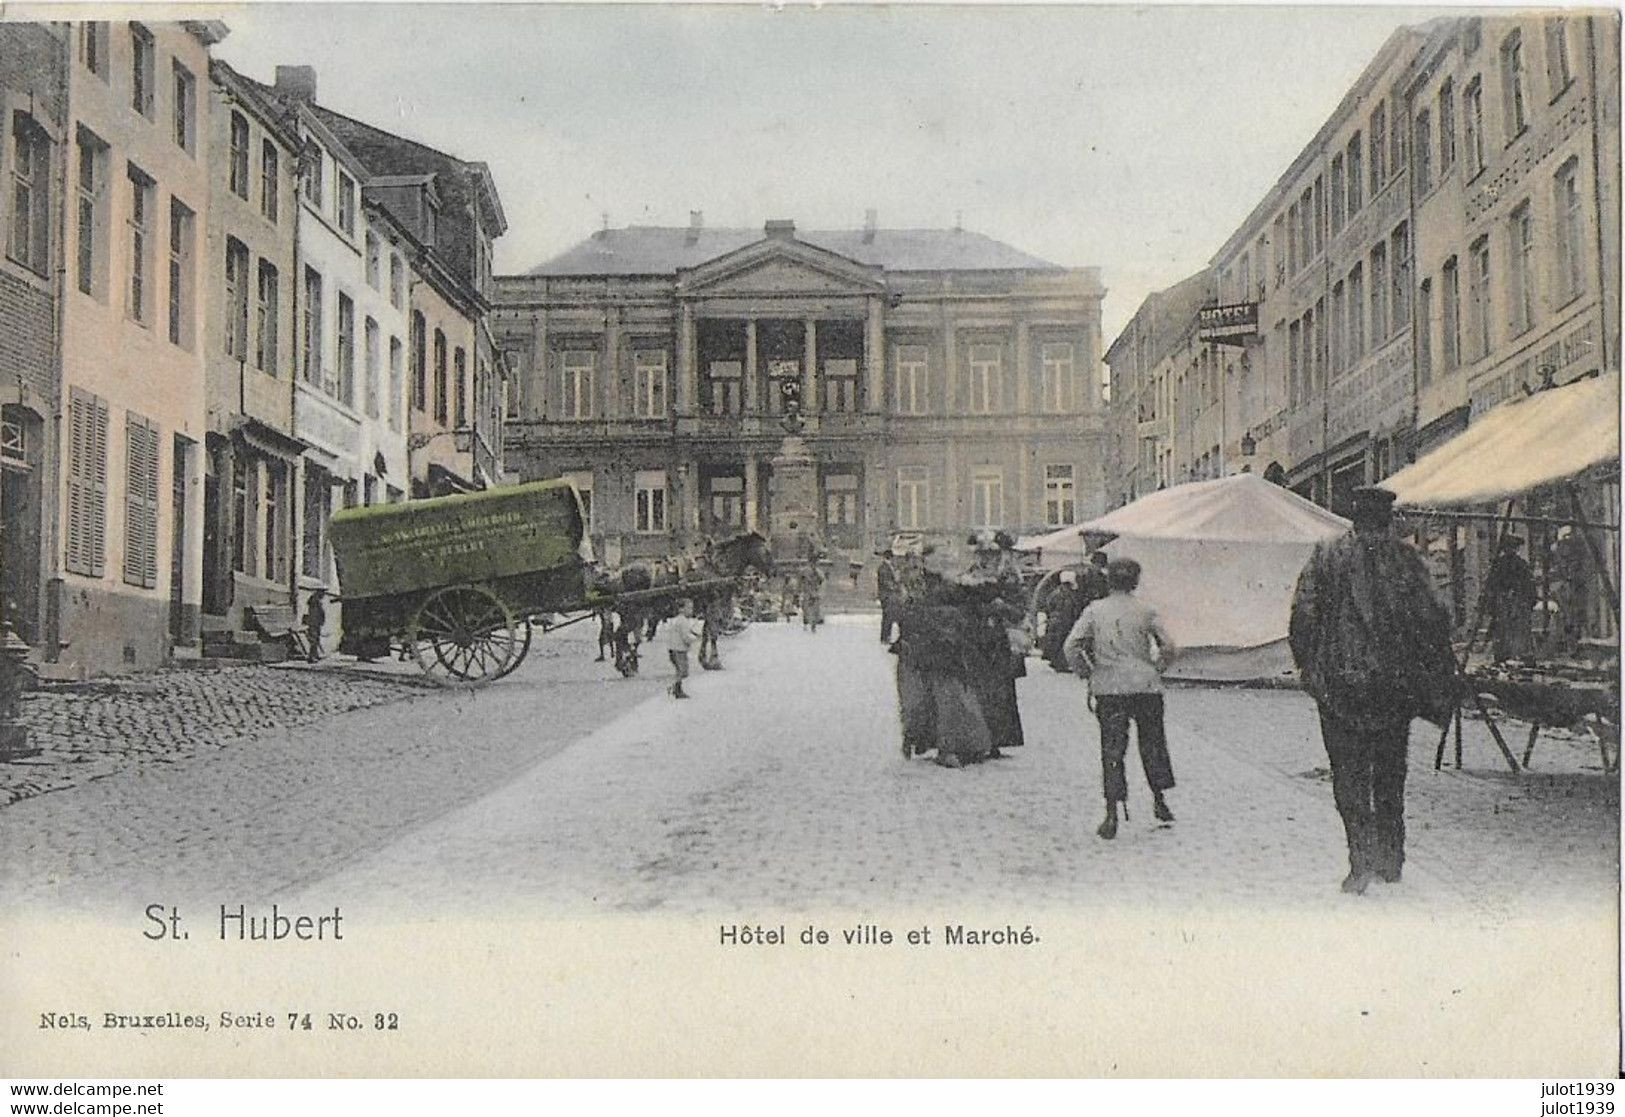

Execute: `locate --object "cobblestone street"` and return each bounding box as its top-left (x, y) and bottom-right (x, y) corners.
top-left (1, 615), bottom-right (1616, 1078)
top-left (282, 618), bottom-right (1617, 923)
top-left (4, 615), bottom-right (1610, 923)
top-left (3, 661), bottom-right (437, 806)
top-left (0, 626), bottom-right (667, 909)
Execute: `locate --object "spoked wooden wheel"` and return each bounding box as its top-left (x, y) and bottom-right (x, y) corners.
top-left (407, 584), bottom-right (529, 685)
top-left (489, 617), bottom-right (533, 681)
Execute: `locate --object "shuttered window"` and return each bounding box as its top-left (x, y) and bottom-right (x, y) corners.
top-left (66, 389), bottom-right (109, 577)
top-left (122, 413), bottom-right (161, 588)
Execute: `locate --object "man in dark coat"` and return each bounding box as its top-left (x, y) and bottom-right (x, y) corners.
top-left (1483, 535), bottom-right (1537, 663)
top-left (1289, 487), bottom-right (1456, 895)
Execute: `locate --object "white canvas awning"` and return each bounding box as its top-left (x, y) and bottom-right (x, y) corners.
top-left (1078, 472), bottom-right (1349, 541)
top-left (1382, 371), bottom-right (1620, 508)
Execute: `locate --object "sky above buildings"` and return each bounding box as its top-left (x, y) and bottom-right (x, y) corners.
top-left (209, 3), bottom-right (1456, 344)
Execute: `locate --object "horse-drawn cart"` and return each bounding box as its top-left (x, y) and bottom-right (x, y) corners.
top-left (329, 480), bottom-right (772, 686)
top-left (330, 479), bottom-right (594, 685)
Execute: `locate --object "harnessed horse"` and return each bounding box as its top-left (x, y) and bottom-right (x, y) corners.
top-left (592, 533), bottom-right (774, 676)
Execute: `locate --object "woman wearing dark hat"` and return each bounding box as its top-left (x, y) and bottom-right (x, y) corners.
top-left (1289, 486), bottom-right (1456, 895)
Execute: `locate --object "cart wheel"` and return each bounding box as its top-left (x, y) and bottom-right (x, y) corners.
top-left (489, 618), bottom-right (534, 681)
top-left (407, 584), bottom-right (525, 685)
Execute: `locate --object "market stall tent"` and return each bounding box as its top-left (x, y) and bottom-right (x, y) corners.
top-left (1025, 473), bottom-right (1350, 681)
top-left (1379, 370), bottom-right (1620, 774)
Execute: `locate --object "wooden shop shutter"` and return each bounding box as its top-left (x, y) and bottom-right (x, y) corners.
top-left (90, 398), bottom-right (108, 577)
top-left (122, 413), bottom-right (160, 588)
top-left (66, 389), bottom-right (109, 577)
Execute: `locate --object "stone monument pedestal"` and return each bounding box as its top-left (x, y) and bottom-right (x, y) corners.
top-left (768, 432), bottom-right (820, 568)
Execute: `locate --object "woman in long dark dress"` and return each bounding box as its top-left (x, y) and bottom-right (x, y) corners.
top-left (959, 581), bottom-right (1028, 757)
top-left (894, 572), bottom-right (1002, 766)
top-left (957, 532), bottom-right (1030, 757)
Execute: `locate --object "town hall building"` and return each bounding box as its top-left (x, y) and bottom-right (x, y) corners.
top-left (493, 216), bottom-right (1107, 567)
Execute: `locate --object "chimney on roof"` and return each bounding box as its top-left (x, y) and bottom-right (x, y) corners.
top-left (954, 210), bottom-right (963, 234)
top-left (686, 210), bottom-right (703, 246)
top-left (863, 209), bottom-right (877, 243)
top-left (273, 65), bottom-right (318, 103)
top-left (764, 219), bottom-right (796, 241)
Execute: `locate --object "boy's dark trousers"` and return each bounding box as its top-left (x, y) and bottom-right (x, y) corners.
top-left (1093, 692), bottom-right (1175, 803)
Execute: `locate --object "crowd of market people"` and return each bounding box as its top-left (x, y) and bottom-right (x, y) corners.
top-left (623, 483), bottom-right (1475, 895)
top-left (879, 533), bottom-right (1180, 835)
top-left (871, 485), bottom-right (1462, 895)
top-left (885, 533), bottom-right (1031, 769)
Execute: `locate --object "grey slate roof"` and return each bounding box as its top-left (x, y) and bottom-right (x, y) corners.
top-left (529, 226), bottom-right (1062, 276)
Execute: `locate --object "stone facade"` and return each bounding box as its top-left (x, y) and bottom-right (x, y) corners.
top-left (495, 220), bottom-right (1106, 568)
top-left (199, 59), bottom-right (303, 638)
top-left (308, 105), bottom-right (508, 494)
top-left (1106, 13), bottom-right (1620, 642)
top-left (250, 73), bottom-right (415, 654)
top-left (0, 21), bottom-right (519, 675)
top-left (0, 24), bottom-right (68, 650)
top-left (53, 20), bottom-right (220, 674)
top-left (400, 217), bottom-right (485, 497)
top-left (1110, 14), bottom-right (1620, 512)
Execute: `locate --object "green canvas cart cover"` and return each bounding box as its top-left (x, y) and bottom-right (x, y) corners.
top-left (329, 480), bottom-right (586, 600)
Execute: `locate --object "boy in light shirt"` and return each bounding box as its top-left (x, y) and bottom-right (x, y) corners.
top-left (1063, 557), bottom-right (1178, 840)
top-left (665, 598), bottom-right (702, 699)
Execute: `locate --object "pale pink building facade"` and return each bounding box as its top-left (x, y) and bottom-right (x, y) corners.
top-left (56, 20), bottom-right (220, 673)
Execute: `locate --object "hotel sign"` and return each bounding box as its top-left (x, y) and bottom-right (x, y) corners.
top-left (1198, 302), bottom-right (1259, 346)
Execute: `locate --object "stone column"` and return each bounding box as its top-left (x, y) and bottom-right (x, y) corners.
top-left (744, 454), bottom-right (759, 532)
top-left (1015, 319), bottom-right (1031, 415)
top-left (865, 297), bottom-right (885, 413)
top-left (864, 448), bottom-right (888, 551)
top-left (676, 303), bottom-right (696, 415)
top-left (531, 309), bottom-right (549, 421)
top-left (942, 315), bottom-right (957, 414)
top-left (686, 458), bottom-right (701, 533)
top-left (1084, 320), bottom-right (1101, 411)
top-left (744, 318), bottom-right (759, 414)
top-left (674, 458), bottom-right (700, 543)
top-left (1018, 443), bottom-right (1031, 530)
top-left (803, 318), bottom-right (818, 414)
top-left (604, 308), bottom-right (622, 419)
